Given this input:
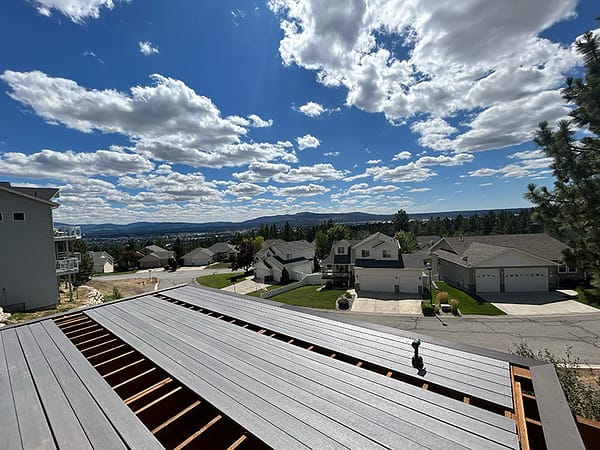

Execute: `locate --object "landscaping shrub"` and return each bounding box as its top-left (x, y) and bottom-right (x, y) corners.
top-left (433, 302), bottom-right (440, 315)
top-left (450, 298), bottom-right (460, 315)
top-left (337, 297), bottom-right (350, 310)
top-left (344, 291), bottom-right (352, 299)
top-left (421, 300), bottom-right (434, 316)
top-left (436, 291), bottom-right (449, 304)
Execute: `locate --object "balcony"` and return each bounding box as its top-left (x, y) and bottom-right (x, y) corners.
top-left (56, 252), bottom-right (81, 275)
top-left (321, 270), bottom-right (351, 280)
top-left (54, 225), bottom-right (81, 241)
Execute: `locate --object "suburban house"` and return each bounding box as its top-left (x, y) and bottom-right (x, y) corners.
top-left (90, 251), bottom-right (115, 274)
top-left (254, 239), bottom-right (315, 282)
top-left (430, 233), bottom-right (583, 293)
top-left (138, 245), bottom-right (174, 269)
top-left (321, 233), bottom-right (427, 294)
top-left (182, 242), bottom-right (238, 266)
top-left (0, 284), bottom-right (589, 449)
top-left (0, 182), bottom-right (81, 311)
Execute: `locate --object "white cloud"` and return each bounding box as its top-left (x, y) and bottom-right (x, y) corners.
top-left (32, 0), bottom-right (117, 22)
top-left (392, 151), bottom-right (411, 161)
top-left (345, 183), bottom-right (399, 195)
top-left (374, 162), bottom-right (436, 183)
top-left (273, 163), bottom-right (346, 183)
top-left (409, 187), bottom-right (431, 193)
top-left (139, 41), bottom-right (159, 56)
top-left (1, 71), bottom-right (297, 168)
top-left (269, 0), bottom-right (580, 152)
top-left (324, 151), bottom-right (340, 157)
top-left (271, 183), bottom-right (330, 197)
top-left (226, 182), bottom-right (267, 197)
top-left (480, 183), bottom-right (494, 187)
top-left (416, 153), bottom-right (474, 166)
top-left (298, 101), bottom-right (325, 117)
top-left (296, 133), bottom-right (320, 150)
top-left (0, 148), bottom-right (153, 179)
top-left (366, 159), bottom-right (381, 165)
top-left (233, 162), bottom-right (292, 182)
top-left (247, 114), bottom-right (273, 128)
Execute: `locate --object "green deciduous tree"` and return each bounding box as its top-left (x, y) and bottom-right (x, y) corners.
top-left (232, 238), bottom-right (256, 273)
top-left (525, 21), bottom-right (600, 287)
top-left (394, 230), bottom-right (418, 253)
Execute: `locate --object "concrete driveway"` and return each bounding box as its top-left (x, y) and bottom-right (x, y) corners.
top-left (481, 292), bottom-right (598, 315)
top-left (351, 291), bottom-right (422, 314)
top-left (221, 277), bottom-right (270, 295)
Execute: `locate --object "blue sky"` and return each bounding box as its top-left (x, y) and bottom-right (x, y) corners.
top-left (0, 0), bottom-right (597, 224)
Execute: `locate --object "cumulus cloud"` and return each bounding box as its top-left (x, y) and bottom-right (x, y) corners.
top-left (416, 153), bottom-right (474, 166)
top-left (467, 151), bottom-right (553, 179)
top-left (273, 163), bottom-right (347, 183)
top-left (374, 162), bottom-right (436, 183)
top-left (408, 187), bottom-right (431, 192)
top-left (296, 133), bottom-right (320, 150)
top-left (324, 151), bottom-right (340, 156)
top-left (366, 159), bottom-right (381, 165)
top-left (0, 148), bottom-right (153, 179)
top-left (271, 183), bottom-right (330, 197)
top-left (0, 70), bottom-right (296, 168)
top-left (32, 0), bottom-right (117, 22)
top-left (392, 151), bottom-right (411, 161)
top-left (247, 114), bottom-right (273, 127)
top-left (139, 41), bottom-right (159, 55)
top-left (269, 0), bottom-right (580, 152)
top-left (298, 101), bottom-right (325, 117)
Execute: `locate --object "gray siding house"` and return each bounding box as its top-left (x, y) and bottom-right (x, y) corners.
top-left (0, 182), bottom-right (80, 311)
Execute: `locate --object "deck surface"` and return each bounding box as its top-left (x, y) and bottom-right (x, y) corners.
top-left (1, 284), bottom-right (520, 449)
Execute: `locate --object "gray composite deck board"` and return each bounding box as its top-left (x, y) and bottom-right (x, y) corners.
top-left (110, 300), bottom-right (417, 450)
top-left (16, 326), bottom-right (93, 450)
top-left (176, 286), bottom-right (509, 379)
top-left (28, 322), bottom-right (128, 450)
top-left (40, 320), bottom-right (164, 450)
top-left (1, 328), bottom-right (56, 450)
top-left (132, 297), bottom-right (519, 449)
top-left (0, 332), bottom-right (25, 450)
top-left (85, 308), bottom-right (315, 450)
top-left (167, 288), bottom-right (512, 407)
top-left (139, 296), bottom-right (516, 434)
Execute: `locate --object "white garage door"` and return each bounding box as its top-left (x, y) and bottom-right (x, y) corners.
top-left (504, 268), bottom-right (548, 292)
top-left (476, 268), bottom-right (500, 292)
top-left (357, 270), bottom-right (420, 293)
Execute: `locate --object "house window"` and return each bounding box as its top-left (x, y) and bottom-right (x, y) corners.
top-left (12, 212), bottom-right (25, 221)
top-left (361, 249), bottom-right (370, 257)
top-left (382, 249), bottom-right (391, 258)
top-left (559, 264), bottom-right (578, 273)
top-left (0, 212), bottom-right (2, 221)
top-left (337, 246), bottom-right (345, 254)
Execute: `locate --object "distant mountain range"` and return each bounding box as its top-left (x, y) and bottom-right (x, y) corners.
top-left (59, 208), bottom-right (528, 238)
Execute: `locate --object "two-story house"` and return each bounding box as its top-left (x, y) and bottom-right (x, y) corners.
top-left (254, 239), bottom-right (315, 282)
top-left (322, 232), bottom-right (426, 294)
top-left (0, 182), bottom-right (80, 311)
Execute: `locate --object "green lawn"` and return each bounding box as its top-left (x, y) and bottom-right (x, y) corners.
top-left (267, 286), bottom-right (346, 309)
top-left (432, 282), bottom-right (505, 315)
top-left (576, 287), bottom-right (600, 309)
top-left (196, 272), bottom-right (246, 289)
top-left (246, 285), bottom-right (280, 298)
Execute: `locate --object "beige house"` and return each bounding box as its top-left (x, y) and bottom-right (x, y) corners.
top-left (90, 251), bottom-right (114, 273)
top-left (138, 245), bottom-right (174, 269)
top-left (430, 234), bottom-right (578, 293)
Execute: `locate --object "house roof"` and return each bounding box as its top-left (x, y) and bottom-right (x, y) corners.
top-left (182, 247), bottom-right (214, 259)
top-left (256, 240), bottom-right (314, 261)
top-left (436, 234), bottom-right (569, 262)
top-left (206, 242), bottom-right (237, 254)
top-left (143, 244), bottom-right (168, 254)
top-left (321, 239), bottom-right (361, 265)
top-left (0, 285), bottom-right (585, 449)
top-left (90, 251), bottom-right (114, 265)
top-left (416, 235), bottom-right (442, 249)
top-left (401, 252), bottom-right (429, 269)
top-left (0, 181), bottom-right (59, 207)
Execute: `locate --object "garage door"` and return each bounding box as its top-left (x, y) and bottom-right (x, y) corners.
top-left (475, 268), bottom-right (500, 292)
top-left (358, 271), bottom-right (395, 292)
top-left (504, 268), bottom-right (548, 292)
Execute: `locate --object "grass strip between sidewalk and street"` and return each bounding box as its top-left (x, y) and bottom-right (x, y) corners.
top-left (433, 281), bottom-right (505, 315)
top-left (266, 285), bottom-right (346, 309)
top-left (196, 271), bottom-right (246, 289)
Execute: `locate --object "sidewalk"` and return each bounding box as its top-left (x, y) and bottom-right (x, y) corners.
top-left (221, 277), bottom-right (270, 295)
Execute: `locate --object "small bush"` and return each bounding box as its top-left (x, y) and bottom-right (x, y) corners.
top-left (433, 303), bottom-right (440, 314)
top-left (337, 297), bottom-right (350, 310)
top-left (450, 298), bottom-right (459, 315)
top-left (421, 300), bottom-right (435, 316)
top-left (112, 286), bottom-right (122, 300)
top-left (436, 291), bottom-right (449, 304)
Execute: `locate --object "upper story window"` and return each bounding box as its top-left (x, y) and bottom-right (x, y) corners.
top-left (0, 212), bottom-right (3, 221)
top-left (558, 264), bottom-right (577, 273)
top-left (12, 212), bottom-right (25, 221)
top-left (336, 246), bottom-right (345, 254)
top-left (361, 249), bottom-right (370, 257)
top-left (382, 249), bottom-right (391, 258)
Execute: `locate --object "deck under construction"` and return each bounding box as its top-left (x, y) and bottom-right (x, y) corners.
top-left (0, 284), bottom-right (586, 449)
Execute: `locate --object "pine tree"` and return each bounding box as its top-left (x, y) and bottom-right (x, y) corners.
top-left (526, 20), bottom-right (600, 287)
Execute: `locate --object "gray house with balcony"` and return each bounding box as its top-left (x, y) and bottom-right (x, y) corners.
top-left (0, 182), bottom-right (80, 311)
